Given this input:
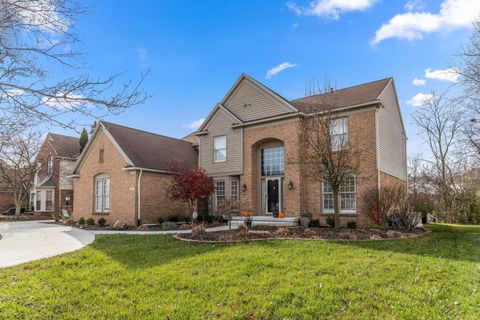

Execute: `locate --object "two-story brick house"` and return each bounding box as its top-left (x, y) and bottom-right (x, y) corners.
top-left (196, 74), bottom-right (407, 228)
top-left (30, 133), bottom-right (80, 216)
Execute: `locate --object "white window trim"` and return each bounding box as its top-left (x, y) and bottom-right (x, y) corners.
top-left (230, 180), bottom-right (239, 201)
top-left (214, 180), bottom-right (226, 210)
top-left (322, 175), bottom-right (357, 214)
top-left (213, 135), bottom-right (227, 163)
top-left (330, 118), bottom-right (349, 151)
top-left (94, 175), bottom-right (110, 213)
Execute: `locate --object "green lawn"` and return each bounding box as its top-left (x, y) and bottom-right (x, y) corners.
top-left (0, 225), bottom-right (479, 319)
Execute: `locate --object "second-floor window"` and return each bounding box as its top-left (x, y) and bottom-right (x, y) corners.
top-left (47, 156), bottom-right (53, 174)
top-left (330, 118), bottom-right (348, 151)
top-left (214, 136), bottom-right (226, 162)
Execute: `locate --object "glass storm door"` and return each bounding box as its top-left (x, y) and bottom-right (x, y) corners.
top-left (266, 178), bottom-right (281, 215)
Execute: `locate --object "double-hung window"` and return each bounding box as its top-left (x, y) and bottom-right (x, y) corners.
top-left (322, 175), bottom-right (356, 213)
top-left (36, 191), bottom-right (41, 211)
top-left (95, 175), bottom-right (110, 213)
top-left (230, 180), bottom-right (239, 201)
top-left (215, 180), bottom-right (225, 208)
top-left (47, 156), bottom-right (53, 175)
top-left (330, 118), bottom-right (348, 151)
top-left (45, 190), bottom-right (53, 211)
top-left (214, 136), bottom-right (227, 162)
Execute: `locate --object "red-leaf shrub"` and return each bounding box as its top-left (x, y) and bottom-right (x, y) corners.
top-left (169, 168), bottom-right (215, 214)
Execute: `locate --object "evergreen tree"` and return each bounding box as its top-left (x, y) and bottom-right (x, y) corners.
top-left (79, 128), bottom-right (88, 153)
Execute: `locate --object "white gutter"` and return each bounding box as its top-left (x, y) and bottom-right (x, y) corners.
top-left (137, 169), bottom-right (143, 224)
top-left (122, 166), bottom-right (175, 174)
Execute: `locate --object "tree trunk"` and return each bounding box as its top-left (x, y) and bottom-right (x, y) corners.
top-left (15, 204), bottom-right (21, 215)
top-left (333, 189), bottom-right (340, 229)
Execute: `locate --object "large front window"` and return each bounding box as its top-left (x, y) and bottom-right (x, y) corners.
top-left (322, 175), bottom-right (356, 213)
top-left (261, 146), bottom-right (284, 176)
top-left (95, 175), bottom-right (110, 213)
top-left (214, 136), bottom-right (227, 162)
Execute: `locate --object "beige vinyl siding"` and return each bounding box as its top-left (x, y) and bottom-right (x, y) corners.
top-left (223, 79), bottom-right (294, 122)
top-left (377, 81), bottom-right (407, 181)
top-left (199, 110), bottom-right (242, 175)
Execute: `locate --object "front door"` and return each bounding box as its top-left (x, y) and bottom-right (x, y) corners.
top-left (265, 178), bottom-right (281, 215)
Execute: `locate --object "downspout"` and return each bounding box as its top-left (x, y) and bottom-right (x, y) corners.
top-left (137, 169), bottom-right (143, 226)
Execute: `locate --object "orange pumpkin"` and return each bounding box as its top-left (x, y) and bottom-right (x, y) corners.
top-left (242, 211), bottom-right (249, 217)
top-left (278, 212), bottom-right (285, 219)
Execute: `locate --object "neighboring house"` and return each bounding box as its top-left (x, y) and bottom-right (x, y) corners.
top-left (196, 74), bottom-right (407, 228)
top-left (0, 180), bottom-right (15, 213)
top-left (70, 121), bottom-right (197, 226)
top-left (30, 133), bottom-right (79, 216)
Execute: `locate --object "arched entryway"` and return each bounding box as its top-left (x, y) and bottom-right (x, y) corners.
top-left (251, 138), bottom-right (285, 217)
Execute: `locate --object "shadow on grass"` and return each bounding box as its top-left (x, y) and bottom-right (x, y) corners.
top-left (90, 233), bottom-right (230, 269)
top-left (91, 224), bottom-right (480, 269)
top-left (334, 224), bottom-right (480, 263)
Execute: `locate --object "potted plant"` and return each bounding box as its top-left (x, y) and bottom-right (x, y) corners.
top-left (243, 211), bottom-right (253, 228)
top-left (300, 211), bottom-right (312, 228)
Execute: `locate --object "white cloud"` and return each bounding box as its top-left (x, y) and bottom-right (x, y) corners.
top-left (412, 78), bottom-right (426, 86)
top-left (406, 93), bottom-right (434, 107)
top-left (18, 0), bottom-right (70, 33)
top-left (41, 93), bottom-right (88, 110)
top-left (183, 118), bottom-right (205, 130)
top-left (371, 0), bottom-right (480, 45)
top-left (265, 62), bottom-right (297, 79)
top-left (405, 0), bottom-right (425, 12)
top-left (292, 23), bottom-right (299, 28)
top-left (287, 0), bottom-right (378, 20)
top-left (424, 67), bottom-right (460, 82)
top-left (136, 47), bottom-right (148, 62)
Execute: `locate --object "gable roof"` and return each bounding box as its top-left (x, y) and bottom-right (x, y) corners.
top-left (48, 133), bottom-right (79, 158)
top-left (290, 78), bottom-right (391, 113)
top-left (100, 121), bottom-right (197, 172)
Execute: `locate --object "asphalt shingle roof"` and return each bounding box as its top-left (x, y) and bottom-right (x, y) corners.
top-left (101, 121), bottom-right (198, 172)
top-left (289, 78), bottom-right (391, 112)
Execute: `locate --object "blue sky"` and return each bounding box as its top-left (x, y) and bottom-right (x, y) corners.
top-left (51, 0), bottom-right (479, 156)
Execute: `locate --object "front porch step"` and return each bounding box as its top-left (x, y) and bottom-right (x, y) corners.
top-left (231, 216), bottom-right (299, 227)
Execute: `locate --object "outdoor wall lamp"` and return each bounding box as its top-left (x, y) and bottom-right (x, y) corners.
top-left (65, 195), bottom-right (71, 205)
top-left (288, 181), bottom-right (294, 190)
top-left (242, 184), bottom-right (247, 192)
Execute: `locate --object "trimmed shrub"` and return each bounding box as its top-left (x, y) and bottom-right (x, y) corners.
top-left (347, 221), bottom-right (357, 229)
top-left (78, 217), bottom-right (86, 225)
top-left (86, 218), bottom-right (95, 226)
top-left (308, 219), bottom-right (321, 228)
top-left (98, 217), bottom-right (107, 227)
top-left (326, 215), bottom-right (335, 228)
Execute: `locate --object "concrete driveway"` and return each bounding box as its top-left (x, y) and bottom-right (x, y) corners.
top-left (0, 221), bottom-right (95, 269)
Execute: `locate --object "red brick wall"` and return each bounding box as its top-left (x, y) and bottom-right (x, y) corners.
top-left (0, 192), bottom-right (14, 212)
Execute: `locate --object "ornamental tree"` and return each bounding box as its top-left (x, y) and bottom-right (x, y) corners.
top-left (168, 168), bottom-right (215, 220)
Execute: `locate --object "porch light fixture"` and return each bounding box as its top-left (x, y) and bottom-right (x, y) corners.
top-left (65, 195), bottom-right (71, 205)
top-left (242, 183), bottom-right (247, 192)
top-left (288, 181), bottom-right (294, 190)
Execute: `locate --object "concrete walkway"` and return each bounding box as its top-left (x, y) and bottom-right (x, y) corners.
top-left (0, 221), bottom-right (239, 268)
top-left (0, 221), bottom-right (95, 269)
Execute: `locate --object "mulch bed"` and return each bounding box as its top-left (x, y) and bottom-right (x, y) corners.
top-left (176, 226), bottom-right (428, 243)
top-left (62, 221), bottom-right (227, 231)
